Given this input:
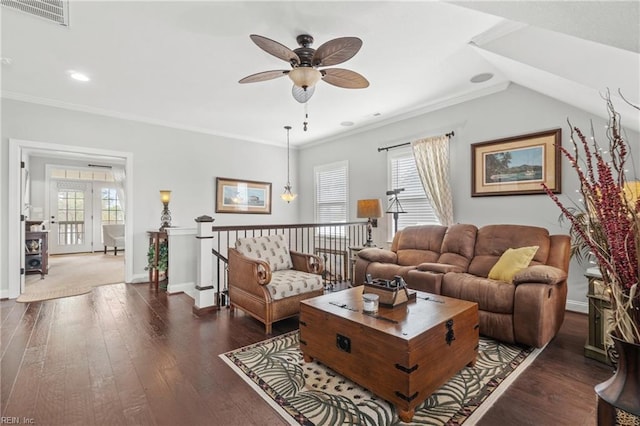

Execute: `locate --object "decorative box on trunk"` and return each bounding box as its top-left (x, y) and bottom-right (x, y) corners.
top-left (364, 277), bottom-right (416, 307)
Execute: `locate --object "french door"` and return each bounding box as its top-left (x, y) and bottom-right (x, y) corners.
top-left (49, 181), bottom-right (93, 254)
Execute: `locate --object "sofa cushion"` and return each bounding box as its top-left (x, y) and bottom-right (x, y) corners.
top-left (488, 246), bottom-right (539, 283)
top-left (235, 235), bottom-right (293, 271)
top-left (357, 248), bottom-right (397, 264)
top-left (436, 223), bottom-right (478, 271)
top-left (442, 272), bottom-right (515, 314)
top-left (395, 225), bottom-right (447, 266)
top-left (468, 225), bottom-right (551, 278)
top-left (266, 269), bottom-right (324, 300)
top-left (513, 264), bottom-right (567, 285)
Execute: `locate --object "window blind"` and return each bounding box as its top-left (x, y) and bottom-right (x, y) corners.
top-left (389, 150), bottom-right (439, 233)
top-left (314, 161), bottom-right (348, 236)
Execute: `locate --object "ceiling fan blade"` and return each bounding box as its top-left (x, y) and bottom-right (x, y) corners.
top-left (292, 84), bottom-right (315, 103)
top-left (312, 37), bottom-right (362, 67)
top-left (321, 68), bottom-right (369, 89)
top-left (250, 34), bottom-right (300, 65)
top-left (239, 70), bottom-right (289, 84)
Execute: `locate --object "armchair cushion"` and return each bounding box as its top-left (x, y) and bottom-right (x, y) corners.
top-left (267, 270), bottom-right (324, 300)
top-left (235, 235), bottom-right (293, 271)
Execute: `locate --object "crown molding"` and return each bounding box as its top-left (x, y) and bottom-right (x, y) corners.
top-left (301, 81), bottom-right (511, 149)
top-left (1, 90), bottom-right (282, 147)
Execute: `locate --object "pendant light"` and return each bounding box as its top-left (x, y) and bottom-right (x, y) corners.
top-left (281, 125), bottom-right (297, 203)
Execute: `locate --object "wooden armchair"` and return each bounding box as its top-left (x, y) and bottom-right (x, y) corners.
top-left (228, 235), bottom-right (324, 333)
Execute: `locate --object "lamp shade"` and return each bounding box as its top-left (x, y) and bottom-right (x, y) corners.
top-left (357, 199), bottom-right (383, 219)
top-left (288, 67), bottom-right (322, 88)
top-left (159, 190), bottom-right (171, 204)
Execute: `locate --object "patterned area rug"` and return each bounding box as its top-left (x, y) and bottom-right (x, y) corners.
top-left (220, 330), bottom-right (543, 425)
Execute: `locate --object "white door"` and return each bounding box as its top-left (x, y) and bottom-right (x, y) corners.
top-left (49, 181), bottom-right (93, 254)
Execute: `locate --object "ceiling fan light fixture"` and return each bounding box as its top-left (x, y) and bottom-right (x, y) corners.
top-left (288, 67), bottom-right (322, 89)
top-left (292, 84), bottom-right (315, 103)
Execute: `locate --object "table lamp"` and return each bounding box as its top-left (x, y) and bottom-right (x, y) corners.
top-left (357, 199), bottom-right (383, 247)
top-left (159, 190), bottom-right (172, 230)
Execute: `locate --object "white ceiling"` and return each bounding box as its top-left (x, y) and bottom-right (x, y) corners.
top-left (2, 1), bottom-right (638, 147)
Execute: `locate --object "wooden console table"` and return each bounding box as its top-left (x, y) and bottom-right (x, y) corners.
top-left (147, 230), bottom-right (168, 291)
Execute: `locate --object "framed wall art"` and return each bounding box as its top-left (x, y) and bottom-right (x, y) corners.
top-left (215, 177), bottom-right (272, 214)
top-left (471, 128), bottom-right (561, 197)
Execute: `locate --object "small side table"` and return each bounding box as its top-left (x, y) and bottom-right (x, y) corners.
top-left (584, 267), bottom-right (613, 365)
top-left (147, 230), bottom-right (168, 291)
top-left (348, 246), bottom-right (370, 285)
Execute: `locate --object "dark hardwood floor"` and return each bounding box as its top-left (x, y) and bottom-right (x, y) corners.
top-left (1, 283), bottom-right (612, 425)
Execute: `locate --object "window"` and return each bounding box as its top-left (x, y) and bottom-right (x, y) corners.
top-left (101, 188), bottom-right (124, 224)
top-left (314, 161), bottom-right (348, 236)
top-left (388, 148), bottom-right (439, 236)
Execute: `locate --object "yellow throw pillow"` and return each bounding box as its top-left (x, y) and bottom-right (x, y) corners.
top-left (488, 246), bottom-right (539, 283)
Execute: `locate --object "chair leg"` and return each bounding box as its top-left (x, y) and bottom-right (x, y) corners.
top-left (114, 247), bottom-right (118, 255)
top-left (104, 246), bottom-right (107, 254)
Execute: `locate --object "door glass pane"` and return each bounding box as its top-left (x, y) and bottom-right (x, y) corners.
top-left (57, 190), bottom-right (85, 246)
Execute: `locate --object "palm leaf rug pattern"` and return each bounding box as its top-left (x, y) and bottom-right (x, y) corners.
top-left (220, 331), bottom-right (541, 425)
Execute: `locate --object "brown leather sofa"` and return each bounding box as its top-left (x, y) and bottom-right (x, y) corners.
top-left (354, 224), bottom-right (570, 348)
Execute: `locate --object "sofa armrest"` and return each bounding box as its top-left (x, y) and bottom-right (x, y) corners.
top-left (228, 248), bottom-right (272, 286)
top-left (513, 265), bottom-right (567, 285)
top-left (357, 248), bottom-right (397, 264)
top-left (416, 262), bottom-right (464, 274)
top-left (290, 250), bottom-right (324, 275)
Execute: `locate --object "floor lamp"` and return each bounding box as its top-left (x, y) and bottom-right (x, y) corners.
top-left (357, 199), bottom-right (383, 247)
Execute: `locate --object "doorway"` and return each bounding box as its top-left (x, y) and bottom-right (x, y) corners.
top-left (8, 139), bottom-right (134, 299)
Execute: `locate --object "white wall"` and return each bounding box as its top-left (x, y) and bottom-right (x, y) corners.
top-left (3, 86), bottom-right (638, 308)
top-left (298, 84), bottom-right (640, 310)
top-left (1, 98), bottom-right (298, 296)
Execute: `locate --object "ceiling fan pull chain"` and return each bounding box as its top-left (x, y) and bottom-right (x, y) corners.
top-left (303, 103), bottom-right (309, 132)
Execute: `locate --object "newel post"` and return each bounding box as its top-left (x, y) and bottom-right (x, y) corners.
top-left (193, 215), bottom-right (215, 315)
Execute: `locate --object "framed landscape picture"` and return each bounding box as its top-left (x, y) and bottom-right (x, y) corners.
top-left (215, 177), bottom-right (272, 214)
top-left (471, 129), bottom-right (561, 197)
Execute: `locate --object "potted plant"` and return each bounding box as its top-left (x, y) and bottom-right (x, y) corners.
top-left (146, 240), bottom-right (169, 282)
top-left (543, 92), bottom-right (639, 424)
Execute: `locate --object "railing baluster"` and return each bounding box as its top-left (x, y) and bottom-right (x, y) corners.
top-left (208, 221), bottom-right (368, 294)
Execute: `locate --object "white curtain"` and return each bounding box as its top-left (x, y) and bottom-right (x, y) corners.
top-left (112, 167), bottom-right (126, 215)
top-left (411, 135), bottom-right (454, 226)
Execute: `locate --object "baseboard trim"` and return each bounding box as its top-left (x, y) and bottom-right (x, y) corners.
top-left (130, 273), bottom-right (150, 284)
top-left (566, 299), bottom-right (588, 314)
top-left (0, 289), bottom-right (10, 300)
top-left (192, 305), bottom-right (218, 316)
top-left (167, 281), bottom-right (195, 297)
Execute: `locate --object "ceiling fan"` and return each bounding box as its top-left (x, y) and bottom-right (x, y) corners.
top-left (239, 34), bottom-right (369, 103)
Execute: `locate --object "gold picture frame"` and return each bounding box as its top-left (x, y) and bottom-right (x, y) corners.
top-left (215, 177), bottom-right (272, 214)
top-left (471, 129), bottom-right (561, 197)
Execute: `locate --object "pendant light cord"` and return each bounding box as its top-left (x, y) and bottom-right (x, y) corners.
top-left (285, 125), bottom-right (292, 185)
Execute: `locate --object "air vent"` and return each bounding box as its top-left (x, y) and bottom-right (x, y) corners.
top-left (1, 0), bottom-right (69, 26)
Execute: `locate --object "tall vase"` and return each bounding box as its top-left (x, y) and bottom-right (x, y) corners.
top-left (595, 336), bottom-right (640, 425)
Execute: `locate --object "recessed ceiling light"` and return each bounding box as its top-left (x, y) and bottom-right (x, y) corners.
top-left (340, 121), bottom-right (354, 127)
top-left (470, 73), bottom-right (494, 83)
top-left (69, 70), bottom-right (90, 82)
